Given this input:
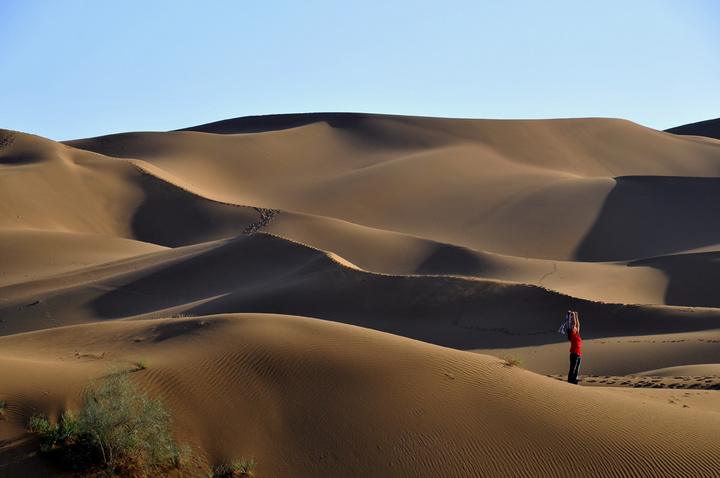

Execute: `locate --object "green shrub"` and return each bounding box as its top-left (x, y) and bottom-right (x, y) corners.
top-left (500, 351), bottom-right (525, 368)
top-left (27, 411), bottom-right (79, 454)
top-left (208, 457), bottom-right (257, 477)
top-left (28, 366), bottom-right (189, 474)
top-left (28, 413), bottom-right (51, 433)
top-left (0, 400), bottom-right (6, 411)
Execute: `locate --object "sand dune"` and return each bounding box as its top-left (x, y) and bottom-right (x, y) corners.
top-left (67, 116), bottom-right (720, 258)
top-left (666, 117), bottom-right (720, 141)
top-left (0, 230), bottom-right (166, 287)
top-left (2, 114), bottom-right (720, 476)
top-left (2, 315), bottom-right (719, 477)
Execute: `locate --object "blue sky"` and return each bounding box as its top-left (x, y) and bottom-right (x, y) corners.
top-left (2, 0), bottom-right (719, 141)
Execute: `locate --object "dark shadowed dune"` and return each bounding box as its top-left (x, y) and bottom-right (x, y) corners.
top-left (575, 175), bottom-right (720, 262)
top-left (666, 117), bottom-right (720, 140)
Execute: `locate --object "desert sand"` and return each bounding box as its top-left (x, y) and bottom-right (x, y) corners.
top-left (1, 113), bottom-right (719, 477)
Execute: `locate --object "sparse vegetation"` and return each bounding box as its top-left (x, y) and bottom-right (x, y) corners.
top-left (28, 411), bottom-right (78, 454)
top-left (500, 351), bottom-right (525, 368)
top-left (28, 413), bottom-right (47, 432)
top-left (28, 365), bottom-right (189, 474)
top-left (138, 358), bottom-right (148, 370)
top-left (208, 457), bottom-right (257, 477)
top-left (0, 400), bottom-right (6, 411)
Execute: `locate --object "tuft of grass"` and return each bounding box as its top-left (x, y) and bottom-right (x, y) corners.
top-left (138, 358), bottom-right (148, 370)
top-left (0, 400), bottom-right (6, 411)
top-left (500, 351), bottom-right (525, 368)
top-left (208, 457), bottom-right (257, 477)
top-left (28, 365), bottom-right (189, 473)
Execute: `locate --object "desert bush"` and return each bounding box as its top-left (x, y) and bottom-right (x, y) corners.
top-left (28, 413), bottom-right (49, 433)
top-left (28, 410), bottom-right (84, 461)
top-left (28, 366), bottom-right (189, 474)
top-left (208, 457), bottom-right (257, 477)
top-left (0, 400), bottom-right (6, 411)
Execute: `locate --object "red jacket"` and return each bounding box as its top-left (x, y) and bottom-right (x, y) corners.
top-left (569, 329), bottom-right (582, 356)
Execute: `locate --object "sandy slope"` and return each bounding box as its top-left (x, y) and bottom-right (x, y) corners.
top-left (2, 114), bottom-right (720, 477)
top-left (2, 315), bottom-right (719, 477)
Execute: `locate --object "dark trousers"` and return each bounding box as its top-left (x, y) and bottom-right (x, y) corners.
top-left (568, 354), bottom-right (581, 384)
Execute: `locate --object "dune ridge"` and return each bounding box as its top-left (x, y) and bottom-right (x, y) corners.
top-left (1, 113), bottom-right (720, 476)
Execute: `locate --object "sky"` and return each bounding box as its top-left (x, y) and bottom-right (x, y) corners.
top-left (2, 0), bottom-right (720, 141)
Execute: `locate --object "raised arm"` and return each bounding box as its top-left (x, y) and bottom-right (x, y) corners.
top-left (573, 312), bottom-right (580, 333)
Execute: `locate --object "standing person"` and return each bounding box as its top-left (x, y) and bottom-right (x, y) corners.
top-left (568, 311), bottom-right (582, 384)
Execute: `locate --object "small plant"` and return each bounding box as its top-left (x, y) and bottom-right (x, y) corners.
top-left (28, 413), bottom-right (50, 433)
top-left (138, 358), bottom-right (148, 370)
top-left (0, 400), bottom-right (6, 411)
top-left (27, 411), bottom-right (79, 454)
top-left (28, 365), bottom-right (189, 473)
top-left (208, 457), bottom-right (257, 477)
top-left (500, 351), bottom-right (525, 368)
